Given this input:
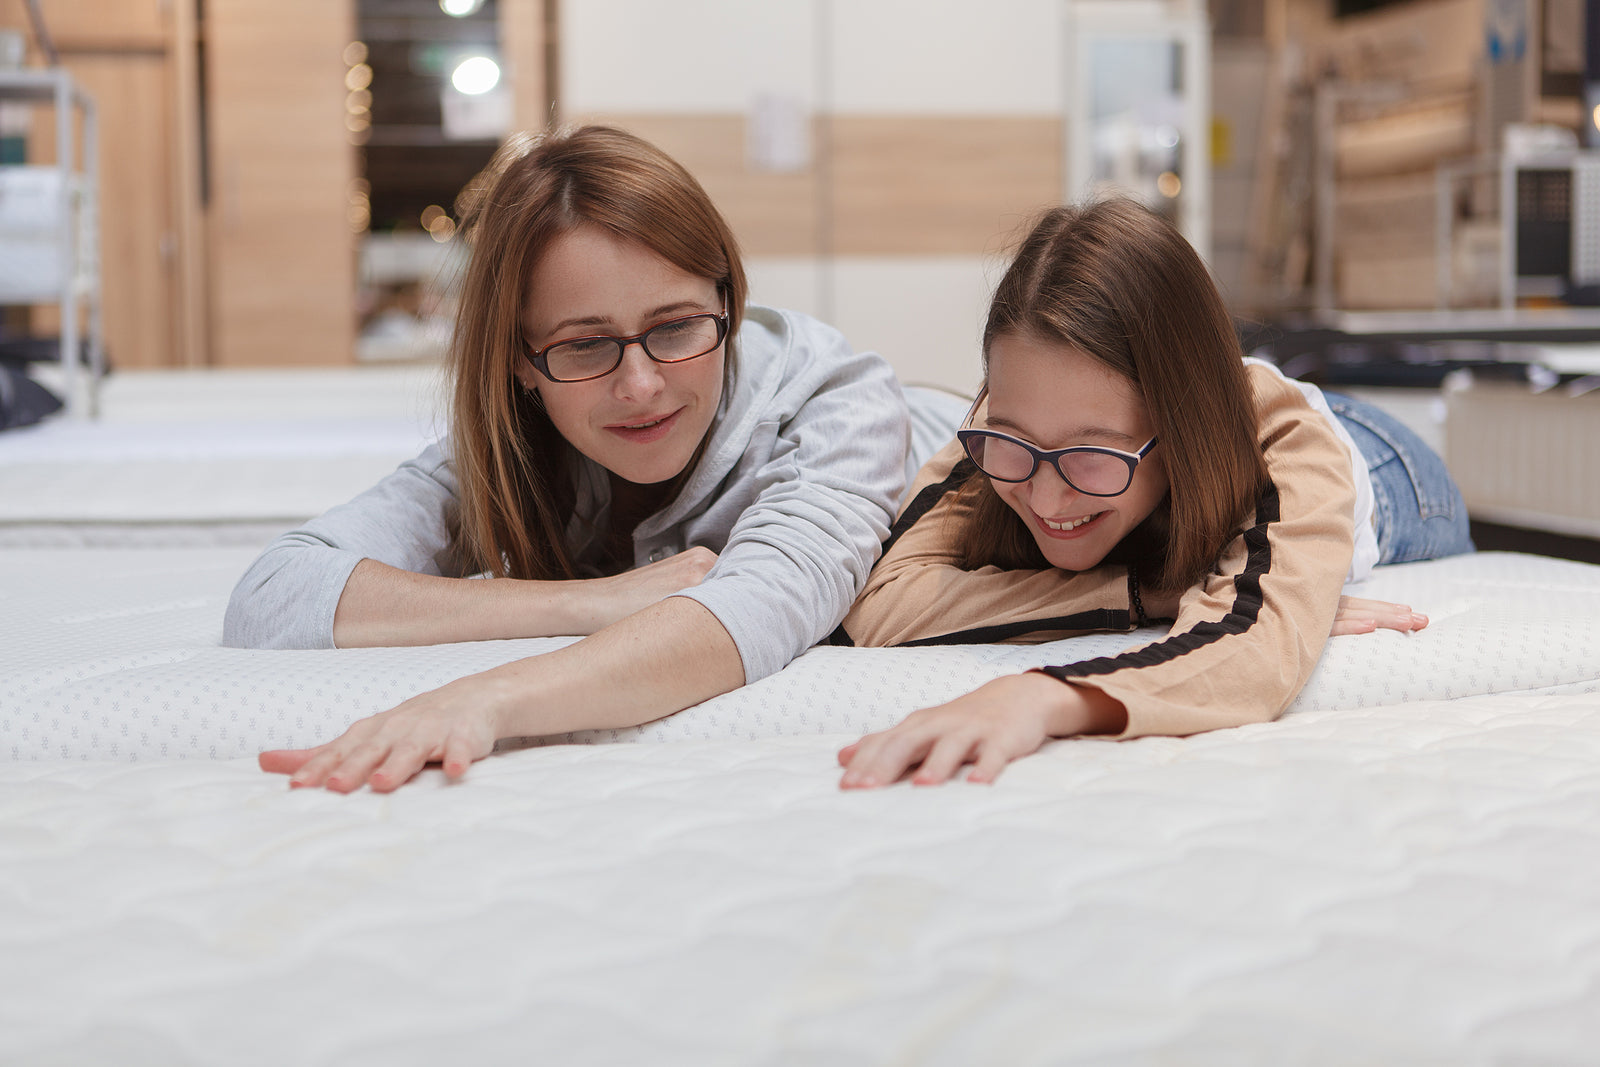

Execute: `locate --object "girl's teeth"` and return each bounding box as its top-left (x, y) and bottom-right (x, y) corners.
top-left (625, 418), bottom-right (664, 429)
top-left (1043, 514), bottom-right (1096, 531)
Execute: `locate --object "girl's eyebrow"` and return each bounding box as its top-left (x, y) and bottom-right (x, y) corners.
top-left (984, 413), bottom-right (1139, 446)
top-left (544, 300), bottom-right (712, 338)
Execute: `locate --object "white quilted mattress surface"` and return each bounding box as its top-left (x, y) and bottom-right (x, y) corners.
top-left (4, 690), bottom-right (1600, 1066)
top-left (2, 547), bottom-right (1599, 1062)
top-left (2, 549), bottom-right (1597, 761)
top-left (0, 365), bottom-right (445, 545)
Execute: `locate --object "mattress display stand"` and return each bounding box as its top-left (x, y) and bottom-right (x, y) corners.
top-left (0, 67), bottom-right (102, 417)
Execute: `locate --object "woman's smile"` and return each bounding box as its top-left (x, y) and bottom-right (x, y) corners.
top-left (605, 407), bottom-right (683, 443)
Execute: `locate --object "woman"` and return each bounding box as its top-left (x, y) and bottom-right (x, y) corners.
top-left (835, 199), bottom-right (1473, 788)
top-left (227, 125), bottom-right (917, 792)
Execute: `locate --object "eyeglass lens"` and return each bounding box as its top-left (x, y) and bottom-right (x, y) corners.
top-left (968, 434), bottom-right (1134, 495)
top-left (543, 315), bottom-right (722, 382)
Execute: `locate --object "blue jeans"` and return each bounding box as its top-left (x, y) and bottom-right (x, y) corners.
top-left (1324, 392), bottom-right (1475, 565)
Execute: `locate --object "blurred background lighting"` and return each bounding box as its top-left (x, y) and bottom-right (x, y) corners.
top-left (450, 56), bottom-right (500, 95)
top-left (440, 0), bottom-right (485, 15)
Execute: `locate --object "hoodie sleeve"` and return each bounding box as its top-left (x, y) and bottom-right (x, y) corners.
top-left (671, 312), bottom-right (909, 682)
top-left (222, 442), bottom-right (462, 649)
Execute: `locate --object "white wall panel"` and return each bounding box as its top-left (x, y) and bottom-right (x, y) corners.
top-left (829, 255), bottom-right (1002, 394)
top-left (829, 0), bottom-right (1063, 115)
top-left (745, 257), bottom-right (826, 320)
top-left (562, 0), bottom-right (817, 113)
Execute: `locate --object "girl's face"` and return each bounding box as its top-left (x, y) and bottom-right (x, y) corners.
top-left (983, 332), bottom-right (1169, 573)
top-left (517, 224), bottom-right (726, 487)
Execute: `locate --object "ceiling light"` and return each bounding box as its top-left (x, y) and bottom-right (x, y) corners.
top-left (450, 55), bottom-right (500, 95)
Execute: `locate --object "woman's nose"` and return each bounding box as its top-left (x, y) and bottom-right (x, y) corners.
top-left (612, 341), bottom-right (665, 399)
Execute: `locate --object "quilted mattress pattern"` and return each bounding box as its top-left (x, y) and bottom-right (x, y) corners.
top-left (4, 690), bottom-right (1600, 1065)
top-left (3, 548), bottom-right (1600, 1062)
top-left (3, 550), bottom-right (1598, 761)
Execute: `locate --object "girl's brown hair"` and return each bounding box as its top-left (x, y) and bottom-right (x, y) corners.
top-left (955, 199), bottom-right (1266, 591)
top-left (447, 124), bottom-right (748, 580)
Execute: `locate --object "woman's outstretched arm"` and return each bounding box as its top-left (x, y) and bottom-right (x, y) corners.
top-left (259, 594), bottom-right (744, 792)
top-left (328, 550), bottom-right (716, 646)
top-left (226, 442), bottom-right (713, 649)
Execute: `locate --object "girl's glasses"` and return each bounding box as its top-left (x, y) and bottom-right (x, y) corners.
top-left (957, 428), bottom-right (1158, 497)
top-left (528, 310), bottom-right (729, 383)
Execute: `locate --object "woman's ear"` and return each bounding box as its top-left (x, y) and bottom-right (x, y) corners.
top-left (513, 356), bottom-right (541, 397)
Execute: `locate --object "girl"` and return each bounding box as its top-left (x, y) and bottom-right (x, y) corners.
top-left (835, 199), bottom-right (1472, 789)
top-left (228, 125), bottom-right (922, 793)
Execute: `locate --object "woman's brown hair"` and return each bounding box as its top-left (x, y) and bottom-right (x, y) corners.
top-left (955, 199), bottom-right (1267, 591)
top-left (447, 124), bottom-right (748, 580)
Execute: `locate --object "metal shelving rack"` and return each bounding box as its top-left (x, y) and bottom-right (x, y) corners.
top-left (0, 66), bottom-right (101, 416)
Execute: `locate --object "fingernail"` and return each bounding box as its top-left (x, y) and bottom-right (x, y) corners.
top-left (288, 779), bottom-right (304, 789)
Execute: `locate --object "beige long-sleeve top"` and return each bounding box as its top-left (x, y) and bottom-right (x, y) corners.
top-left (837, 362), bottom-right (1357, 739)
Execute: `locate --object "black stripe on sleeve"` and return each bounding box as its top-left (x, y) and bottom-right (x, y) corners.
top-left (827, 460), bottom-right (978, 648)
top-left (1038, 477), bottom-right (1279, 683)
top-left (896, 607), bottom-right (1132, 646)
top-left (880, 459), bottom-right (977, 556)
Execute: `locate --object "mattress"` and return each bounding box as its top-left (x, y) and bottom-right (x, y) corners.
top-left (3, 549), bottom-right (1597, 761)
top-left (0, 365), bottom-right (446, 546)
top-left (3, 548), bottom-right (1599, 1063)
top-left (4, 697), bottom-right (1600, 1064)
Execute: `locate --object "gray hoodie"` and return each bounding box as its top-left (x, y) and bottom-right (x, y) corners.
top-left (223, 305), bottom-right (914, 682)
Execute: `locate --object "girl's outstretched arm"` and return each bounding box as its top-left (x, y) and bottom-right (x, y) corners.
top-left (259, 595), bottom-right (743, 792)
top-left (836, 674), bottom-right (1125, 788)
top-left (834, 593), bottom-right (1427, 790)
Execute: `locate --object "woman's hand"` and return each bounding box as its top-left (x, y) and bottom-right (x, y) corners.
top-left (1332, 595), bottom-right (1428, 637)
top-left (264, 596), bottom-right (745, 793)
top-left (258, 672), bottom-right (511, 793)
top-left (583, 547), bottom-right (718, 631)
top-left (837, 673), bottom-right (1126, 789)
top-left (331, 547), bottom-right (717, 647)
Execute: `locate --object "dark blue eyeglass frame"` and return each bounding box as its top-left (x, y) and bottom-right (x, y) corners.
top-left (956, 427), bottom-right (1159, 497)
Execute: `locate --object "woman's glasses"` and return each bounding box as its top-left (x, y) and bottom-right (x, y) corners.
top-left (957, 428), bottom-right (1158, 497)
top-left (528, 310), bottom-right (729, 383)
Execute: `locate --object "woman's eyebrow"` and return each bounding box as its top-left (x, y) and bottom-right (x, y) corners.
top-left (543, 300), bottom-right (712, 338)
top-left (985, 414), bottom-right (1139, 446)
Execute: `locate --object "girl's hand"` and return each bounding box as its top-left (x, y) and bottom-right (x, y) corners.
top-left (258, 673), bottom-right (509, 793)
top-left (837, 673), bottom-right (1124, 789)
top-left (1332, 595), bottom-right (1428, 637)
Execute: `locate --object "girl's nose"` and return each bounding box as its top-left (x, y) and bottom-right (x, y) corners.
top-left (1024, 462), bottom-right (1085, 514)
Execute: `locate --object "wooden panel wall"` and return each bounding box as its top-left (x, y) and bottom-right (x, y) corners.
top-left (568, 112), bottom-right (1060, 258)
top-left (501, 0), bottom-right (550, 132)
top-left (828, 116), bottom-right (1059, 256)
top-left (1, 0), bottom-right (189, 368)
top-left (205, 0), bottom-right (356, 366)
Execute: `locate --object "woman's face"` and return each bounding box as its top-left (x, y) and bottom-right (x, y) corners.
top-left (517, 224), bottom-right (726, 487)
top-left (983, 332), bottom-right (1169, 573)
